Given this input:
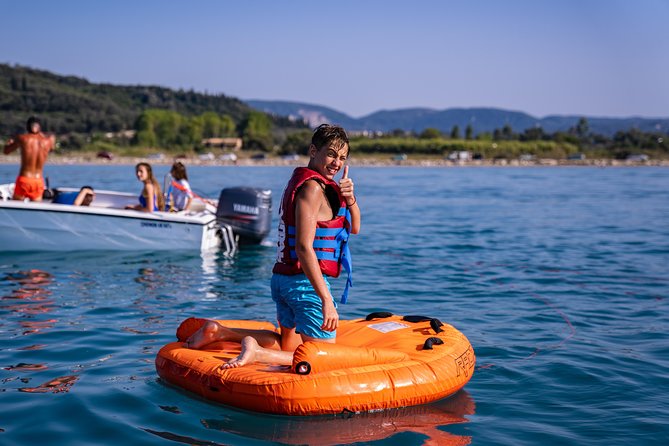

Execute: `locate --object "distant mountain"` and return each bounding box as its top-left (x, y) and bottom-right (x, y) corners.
top-left (245, 100), bottom-right (360, 130)
top-left (246, 100), bottom-right (669, 137)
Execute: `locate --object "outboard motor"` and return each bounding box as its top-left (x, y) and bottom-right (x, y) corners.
top-left (216, 187), bottom-right (272, 245)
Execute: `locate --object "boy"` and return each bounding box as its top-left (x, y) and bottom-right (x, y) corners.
top-left (186, 124), bottom-right (360, 368)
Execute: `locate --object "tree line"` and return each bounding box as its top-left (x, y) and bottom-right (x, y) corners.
top-left (0, 63), bottom-right (305, 152)
top-left (1, 64), bottom-right (666, 159)
top-left (277, 117), bottom-right (667, 161)
top-left (52, 113), bottom-right (669, 161)
top-left (343, 118), bottom-right (667, 160)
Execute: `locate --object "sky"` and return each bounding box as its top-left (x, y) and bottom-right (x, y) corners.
top-left (1, 0), bottom-right (668, 119)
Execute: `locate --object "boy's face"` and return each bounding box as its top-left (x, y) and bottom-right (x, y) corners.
top-left (309, 142), bottom-right (349, 180)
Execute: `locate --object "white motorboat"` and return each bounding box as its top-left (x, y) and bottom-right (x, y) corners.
top-left (0, 183), bottom-right (271, 252)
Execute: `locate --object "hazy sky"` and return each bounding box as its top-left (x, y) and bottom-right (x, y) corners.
top-left (2, 0), bottom-right (668, 118)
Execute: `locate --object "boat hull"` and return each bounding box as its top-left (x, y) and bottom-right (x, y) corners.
top-left (0, 201), bottom-right (220, 251)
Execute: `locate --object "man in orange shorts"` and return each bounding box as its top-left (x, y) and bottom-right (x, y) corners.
top-left (3, 116), bottom-right (55, 201)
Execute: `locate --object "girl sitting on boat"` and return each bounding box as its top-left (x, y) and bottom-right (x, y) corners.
top-left (126, 162), bottom-right (164, 212)
top-left (166, 162), bottom-right (193, 212)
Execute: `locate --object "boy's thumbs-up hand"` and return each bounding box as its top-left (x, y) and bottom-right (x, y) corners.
top-left (339, 165), bottom-right (355, 206)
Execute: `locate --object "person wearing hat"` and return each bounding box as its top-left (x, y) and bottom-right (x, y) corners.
top-left (3, 116), bottom-right (56, 201)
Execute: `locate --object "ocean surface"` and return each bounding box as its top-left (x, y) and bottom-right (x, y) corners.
top-left (0, 164), bottom-right (667, 445)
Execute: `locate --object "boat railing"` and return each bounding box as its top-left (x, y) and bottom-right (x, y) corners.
top-left (217, 223), bottom-right (238, 255)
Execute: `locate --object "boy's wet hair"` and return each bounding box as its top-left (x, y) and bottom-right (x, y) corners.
top-left (312, 124), bottom-right (349, 152)
top-left (26, 116), bottom-right (41, 132)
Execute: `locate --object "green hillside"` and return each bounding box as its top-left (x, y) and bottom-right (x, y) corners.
top-left (0, 63), bottom-right (298, 137)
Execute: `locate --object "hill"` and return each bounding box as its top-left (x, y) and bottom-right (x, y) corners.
top-left (3, 63), bottom-right (666, 142)
top-left (245, 100), bottom-right (669, 137)
top-left (0, 64), bottom-right (266, 136)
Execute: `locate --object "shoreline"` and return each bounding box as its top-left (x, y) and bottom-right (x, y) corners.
top-left (1, 154), bottom-right (668, 168)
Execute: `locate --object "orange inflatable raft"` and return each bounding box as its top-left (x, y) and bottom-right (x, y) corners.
top-left (155, 312), bottom-right (475, 415)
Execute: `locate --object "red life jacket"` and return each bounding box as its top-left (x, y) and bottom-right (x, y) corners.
top-left (273, 167), bottom-right (350, 280)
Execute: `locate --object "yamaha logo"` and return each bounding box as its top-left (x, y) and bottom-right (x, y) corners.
top-left (233, 203), bottom-right (259, 215)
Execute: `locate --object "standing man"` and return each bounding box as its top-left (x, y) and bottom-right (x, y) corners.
top-left (3, 116), bottom-right (55, 201)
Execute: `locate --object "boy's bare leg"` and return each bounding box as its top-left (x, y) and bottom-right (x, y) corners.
top-left (279, 325), bottom-right (302, 352)
top-left (222, 336), bottom-right (294, 369)
top-left (186, 321), bottom-right (281, 350)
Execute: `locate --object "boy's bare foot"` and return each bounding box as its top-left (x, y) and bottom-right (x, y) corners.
top-left (220, 337), bottom-right (259, 369)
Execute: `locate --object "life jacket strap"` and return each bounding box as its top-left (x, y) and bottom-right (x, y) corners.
top-left (287, 227), bottom-right (342, 237)
top-left (286, 207), bottom-right (354, 304)
top-left (339, 208), bottom-right (353, 304)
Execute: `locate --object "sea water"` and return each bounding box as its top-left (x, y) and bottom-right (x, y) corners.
top-left (0, 164), bottom-right (667, 445)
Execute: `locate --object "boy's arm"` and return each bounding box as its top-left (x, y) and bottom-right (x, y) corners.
top-left (294, 180), bottom-right (339, 332)
top-left (347, 200), bottom-right (360, 234)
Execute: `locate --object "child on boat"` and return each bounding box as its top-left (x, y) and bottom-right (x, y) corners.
top-left (166, 162), bottom-right (193, 212)
top-left (125, 162), bottom-right (164, 212)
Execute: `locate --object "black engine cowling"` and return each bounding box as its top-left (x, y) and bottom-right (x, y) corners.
top-left (216, 187), bottom-right (272, 244)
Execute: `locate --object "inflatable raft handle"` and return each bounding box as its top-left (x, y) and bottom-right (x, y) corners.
top-left (429, 319), bottom-right (444, 334)
top-left (292, 341), bottom-right (410, 375)
top-left (423, 337), bottom-right (444, 350)
top-left (294, 361), bottom-right (311, 375)
top-left (365, 311), bottom-right (394, 321)
top-left (402, 315), bottom-right (444, 334)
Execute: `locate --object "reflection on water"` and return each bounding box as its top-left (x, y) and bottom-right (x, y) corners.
top-left (18, 374), bottom-right (79, 393)
top-left (2, 269), bottom-right (54, 299)
top-left (196, 390), bottom-right (475, 446)
top-left (134, 267), bottom-right (164, 291)
top-left (142, 428), bottom-right (226, 446)
top-left (1, 269), bottom-right (56, 335)
top-left (0, 249), bottom-right (253, 399)
top-left (0, 247), bottom-right (274, 340)
top-left (3, 363), bottom-right (48, 371)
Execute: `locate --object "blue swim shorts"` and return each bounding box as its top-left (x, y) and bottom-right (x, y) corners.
top-left (271, 273), bottom-right (336, 340)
